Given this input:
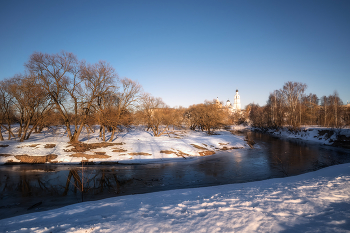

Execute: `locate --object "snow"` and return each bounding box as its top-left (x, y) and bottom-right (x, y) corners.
top-left (1, 126), bottom-right (350, 232)
top-left (0, 126), bottom-right (249, 165)
top-left (263, 126), bottom-right (350, 146)
top-left (1, 163), bottom-right (349, 232)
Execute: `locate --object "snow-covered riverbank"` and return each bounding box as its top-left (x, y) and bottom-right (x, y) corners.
top-left (0, 126), bottom-right (249, 165)
top-left (253, 126), bottom-right (350, 148)
top-left (1, 162), bottom-right (349, 232)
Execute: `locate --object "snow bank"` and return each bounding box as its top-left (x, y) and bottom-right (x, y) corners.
top-left (0, 126), bottom-right (249, 165)
top-left (262, 126), bottom-right (350, 146)
top-left (1, 163), bottom-right (349, 232)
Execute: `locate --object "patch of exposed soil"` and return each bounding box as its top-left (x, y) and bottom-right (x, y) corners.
top-left (94, 152), bottom-right (106, 155)
top-left (176, 151), bottom-right (190, 158)
top-left (65, 142), bottom-right (123, 153)
top-left (191, 144), bottom-right (207, 150)
top-left (69, 153), bottom-right (111, 159)
top-left (14, 154), bottom-right (58, 163)
top-left (162, 150), bottom-right (191, 159)
top-left (190, 144), bottom-right (215, 156)
top-left (112, 148), bottom-right (127, 152)
top-left (219, 142), bottom-right (229, 146)
top-left (128, 152), bottom-right (152, 156)
top-left (44, 144), bottom-right (56, 148)
top-left (198, 150), bottom-right (215, 156)
top-left (160, 150), bottom-right (174, 154)
top-left (0, 145), bottom-right (9, 147)
top-left (17, 144), bottom-right (40, 148)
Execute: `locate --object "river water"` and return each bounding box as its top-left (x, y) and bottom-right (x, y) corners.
top-left (0, 131), bottom-right (349, 219)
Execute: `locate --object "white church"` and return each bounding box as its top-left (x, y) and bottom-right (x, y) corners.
top-left (216, 89), bottom-right (242, 113)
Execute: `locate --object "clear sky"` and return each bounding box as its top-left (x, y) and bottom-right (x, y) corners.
top-left (1, 0), bottom-right (349, 108)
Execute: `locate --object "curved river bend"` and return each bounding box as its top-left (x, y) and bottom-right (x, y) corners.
top-left (0, 131), bottom-right (349, 219)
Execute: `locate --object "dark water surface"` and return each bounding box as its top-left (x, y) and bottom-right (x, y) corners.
top-left (1, 131), bottom-right (349, 220)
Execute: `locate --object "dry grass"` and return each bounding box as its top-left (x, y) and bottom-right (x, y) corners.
top-left (160, 149), bottom-right (192, 159)
top-left (112, 148), bottom-right (128, 152)
top-left (190, 144), bottom-right (215, 156)
top-left (176, 151), bottom-right (191, 158)
top-left (128, 152), bottom-right (152, 156)
top-left (14, 154), bottom-right (58, 163)
top-left (65, 142), bottom-right (123, 153)
top-left (191, 144), bottom-right (207, 150)
top-left (94, 151), bottom-right (106, 155)
top-left (160, 150), bottom-right (174, 154)
top-left (17, 144), bottom-right (40, 148)
top-left (199, 150), bottom-right (215, 156)
top-left (0, 154), bottom-right (12, 157)
top-left (44, 144), bottom-right (56, 148)
top-left (69, 153), bottom-right (111, 159)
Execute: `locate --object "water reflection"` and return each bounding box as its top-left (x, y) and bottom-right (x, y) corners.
top-left (0, 131), bottom-right (349, 219)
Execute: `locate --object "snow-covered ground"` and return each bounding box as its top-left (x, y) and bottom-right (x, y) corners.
top-left (259, 126), bottom-right (350, 146)
top-left (0, 162), bottom-right (349, 232)
top-left (0, 126), bottom-right (249, 165)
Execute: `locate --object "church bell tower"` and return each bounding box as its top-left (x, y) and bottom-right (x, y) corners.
top-left (233, 89), bottom-right (241, 111)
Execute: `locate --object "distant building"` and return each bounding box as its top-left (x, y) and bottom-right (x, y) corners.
top-left (233, 89), bottom-right (241, 111)
top-left (218, 89), bottom-right (242, 113)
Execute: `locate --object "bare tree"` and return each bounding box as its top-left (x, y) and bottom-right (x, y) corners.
top-left (139, 94), bottom-right (169, 136)
top-left (281, 81), bottom-right (307, 129)
top-left (26, 51), bottom-right (81, 142)
top-left (186, 100), bottom-right (226, 134)
top-left (301, 93), bottom-right (318, 125)
top-left (78, 60), bottom-right (118, 142)
top-left (0, 80), bottom-right (16, 140)
top-left (26, 52), bottom-right (117, 142)
top-left (248, 104), bottom-right (269, 128)
top-left (7, 74), bottom-right (52, 141)
top-left (93, 78), bottom-right (142, 142)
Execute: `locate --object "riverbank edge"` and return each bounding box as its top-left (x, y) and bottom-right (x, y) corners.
top-left (0, 127), bottom-right (250, 165)
top-left (250, 126), bottom-right (350, 149)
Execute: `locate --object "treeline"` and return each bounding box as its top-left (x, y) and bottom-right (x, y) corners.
top-left (0, 51), bottom-right (243, 142)
top-left (0, 51), bottom-right (148, 142)
top-left (248, 81), bottom-right (350, 129)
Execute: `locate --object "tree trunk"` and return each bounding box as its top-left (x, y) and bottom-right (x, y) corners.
top-left (18, 121), bottom-right (23, 138)
top-left (70, 123), bottom-right (85, 143)
top-left (25, 122), bottom-right (40, 140)
top-left (20, 121), bottom-right (31, 142)
top-left (109, 128), bottom-right (116, 142)
top-left (2, 124), bottom-right (15, 139)
top-left (102, 125), bottom-right (106, 142)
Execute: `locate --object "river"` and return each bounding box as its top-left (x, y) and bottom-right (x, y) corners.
top-left (0, 131), bottom-right (349, 220)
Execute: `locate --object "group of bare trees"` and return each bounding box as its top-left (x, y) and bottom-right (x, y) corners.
top-left (248, 81), bottom-right (350, 129)
top-left (3, 51), bottom-right (228, 142)
top-left (184, 100), bottom-right (231, 134)
top-left (5, 53), bottom-right (347, 142)
top-left (0, 51), bottom-right (144, 142)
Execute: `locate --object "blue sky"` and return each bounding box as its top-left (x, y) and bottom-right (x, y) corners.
top-left (1, 0), bottom-right (349, 108)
